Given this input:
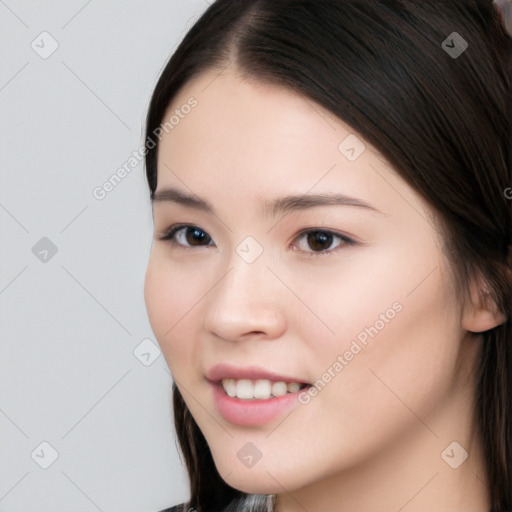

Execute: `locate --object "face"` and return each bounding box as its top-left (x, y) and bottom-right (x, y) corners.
top-left (144, 67), bottom-right (475, 496)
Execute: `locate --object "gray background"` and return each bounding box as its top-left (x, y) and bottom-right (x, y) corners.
top-left (0, 1), bottom-right (211, 511)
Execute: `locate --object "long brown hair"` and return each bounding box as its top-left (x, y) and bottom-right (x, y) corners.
top-left (144, 1), bottom-right (512, 510)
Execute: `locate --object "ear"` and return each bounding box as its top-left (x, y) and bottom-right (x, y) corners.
top-left (461, 274), bottom-right (506, 333)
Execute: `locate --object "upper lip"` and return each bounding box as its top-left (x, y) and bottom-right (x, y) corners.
top-left (206, 363), bottom-right (309, 384)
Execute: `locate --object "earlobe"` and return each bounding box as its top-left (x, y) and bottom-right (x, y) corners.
top-left (461, 276), bottom-right (507, 333)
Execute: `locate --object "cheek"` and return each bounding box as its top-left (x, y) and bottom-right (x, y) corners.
top-left (144, 251), bottom-right (205, 370)
top-left (308, 267), bottom-right (460, 457)
top-left (297, 237), bottom-right (455, 367)
top-left (285, 245), bottom-right (460, 450)
top-left (280, 247), bottom-right (410, 368)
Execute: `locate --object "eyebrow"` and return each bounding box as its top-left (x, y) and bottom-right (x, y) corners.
top-left (151, 186), bottom-right (384, 217)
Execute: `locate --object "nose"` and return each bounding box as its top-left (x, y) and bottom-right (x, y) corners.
top-left (203, 260), bottom-right (288, 342)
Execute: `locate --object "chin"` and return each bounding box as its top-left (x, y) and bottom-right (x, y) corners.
top-left (216, 455), bottom-right (309, 496)
top-left (223, 475), bottom-right (283, 496)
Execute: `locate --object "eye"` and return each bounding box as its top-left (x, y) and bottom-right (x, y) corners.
top-left (158, 224), bottom-right (214, 248)
top-left (292, 229), bottom-right (354, 256)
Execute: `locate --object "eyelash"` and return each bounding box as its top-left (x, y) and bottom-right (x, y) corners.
top-left (157, 223), bottom-right (356, 258)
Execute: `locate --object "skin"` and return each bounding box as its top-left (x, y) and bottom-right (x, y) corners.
top-left (144, 66), bottom-right (505, 512)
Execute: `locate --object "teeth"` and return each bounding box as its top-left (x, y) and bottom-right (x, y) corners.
top-left (254, 379), bottom-right (271, 399)
top-left (286, 382), bottom-right (301, 393)
top-left (236, 379), bottom-right (253, 399)
top-left (223, 378), bottom-right (237, 398)
top-left (221, 378), bottom-right (305, 399)
top-left (272, 381), bottom-right (287, 397)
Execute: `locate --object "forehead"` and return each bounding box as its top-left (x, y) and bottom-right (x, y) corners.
top-left (161, 69), bottom-right (345, 158)
top-left (154, 67), bottom-right (432, 229)
top-left (158, 69), bottom-right (370, 187)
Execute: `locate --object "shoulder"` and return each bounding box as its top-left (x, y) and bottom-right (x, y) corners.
top-left (158, 504), bottom-right (187, 512)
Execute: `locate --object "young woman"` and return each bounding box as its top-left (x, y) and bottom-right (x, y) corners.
top-left (143, 1), bottom-right (512, 510)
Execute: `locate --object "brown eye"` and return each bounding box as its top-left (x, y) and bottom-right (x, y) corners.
top-left (307, 231), bottom-right (334, 251)
top-left (183, 226), bottom-right (211, 246)
top-left (159, 225), bottom-right (213, 247)
top-left (294, 229), bottom-right (354, 256)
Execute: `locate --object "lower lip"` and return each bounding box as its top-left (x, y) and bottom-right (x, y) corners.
top-left (210, 382), bottom-right (309, 426)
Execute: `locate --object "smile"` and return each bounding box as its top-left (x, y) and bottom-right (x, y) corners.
top-left (221, 378), bottom-right (307, 400)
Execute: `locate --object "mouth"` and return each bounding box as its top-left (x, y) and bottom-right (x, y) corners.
top-left (209, 379), bottom-right (312, 426)
top-left (206, 364), bottom-right (312, 425)
top-left (219, 378), bottom-right (310, 400)
top-left (206, 363), bottom-right (311, 400)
